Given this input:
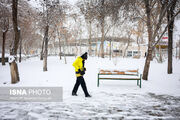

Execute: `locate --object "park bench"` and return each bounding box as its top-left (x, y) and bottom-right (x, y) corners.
top-left (97, 69), bottom-right (142, 88)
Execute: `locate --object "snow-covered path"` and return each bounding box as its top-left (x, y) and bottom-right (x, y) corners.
top-left (0, 92), bottom-right (179, 120)
top-left (0, 56), bottom-right (180, 119)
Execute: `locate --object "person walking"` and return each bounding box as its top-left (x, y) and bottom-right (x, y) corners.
top-left (72, 52), bottom-right (91, 97)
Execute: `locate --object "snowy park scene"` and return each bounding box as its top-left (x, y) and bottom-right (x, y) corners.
top-left (0, 0), bottom-right (180, 120)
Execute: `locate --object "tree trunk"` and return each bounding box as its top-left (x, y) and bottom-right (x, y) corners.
top-left (175, 43), bottom-right (177, 59)
top-left (109, 39), bottom-right (112, 60)
top-left (2, 31), bottom-right (7, 65)
top-left (58, 37), bottom-right (62, 60)
top-left (95, 38), bottom-right (98, 56)
top-left (43, 25), bottom-right (49, 71)
top-left (10, 0), bottom-right (20, 84)
top-left (143, 47), bottom-right (153, 80)
top-left (88, 21), bottom-right (92, 56)
top-left (100, 19), bottom-right (105, 58)
top-left (167, 7), bottom-right (172, 74)
top-left (157, 34), bottom-right (163, 63)
top-left (179, 40), bottom-right (180, 59)
top-left (142, 0), bottom-right (153, 80)
top-left (159, 43), bottom-right (163, 63)
top-left (10, 62), bottom-right (20, 83)
top-left (75, 43), bottom-right (78, 58)
top-left (110, 27), bottom-right (115, 60)
top-left (79, 35), bottom-right (82, 56)
top-left (123, 40), bottom-right (130, 58)
top-left (19, 29), bottom-right (22, 63)
top-left (153, 50), bottom-right (155, 60)
top-left (63, 35), bottom-right (67, 64)
top-left (167, 0), bottom-right (177, 74)
top-left (123, 32), bottom-right (131, 58)
top-left (40, 35), bottom-right (45, 60)
top-left (137, 36), bottom-right (141, 58)
top-left (56, 27), bottom-right (62, 60)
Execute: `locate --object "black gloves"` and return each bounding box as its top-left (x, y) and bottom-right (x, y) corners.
top-left (78, 69), bottom-right (81, 73)
top-left (77, 69), bottom-right (85, 75)
top-left (80, 71), bottom-right (85, 75)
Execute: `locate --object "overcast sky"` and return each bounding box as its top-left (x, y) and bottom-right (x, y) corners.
top-left (28, 0), bottom-right (78, 11)
top-left (68, 0), bottom-right (78, 5)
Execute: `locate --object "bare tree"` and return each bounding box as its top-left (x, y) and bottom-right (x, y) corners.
top-left (37, 0), bottom-right (69, 69)
top-left (19, 2), bottom-right (40, 58)
top-left (40, 37), bottom-right (45, 60)
top-left (142, 0), bottom-right (156, 80)
top-left (10, 0), bottom-right (20, 84)
top-left (123, 30), bottom-right (132, 58)
top-left (2, 9), bottom-right (9, 65)
top-left (142, 0), bottom-right (180, 80)
top-left (56, 26), bottom-right (62, 60)
top-left (76, 0), bottom-right (127, 58)
top-left (157, 29), bottom-right (163, 63)
top-left (0, 4), bottom-right (10, 65)
top-left (167, 0), bottom-right (178, 74)
top-left (131, 20), bottom-right (145, 58)
top-left (77, 0), bottom-right (95, 56)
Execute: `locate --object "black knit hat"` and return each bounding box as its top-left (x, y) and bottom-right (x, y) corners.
top-left (81, 52), bottom-right (88, 60)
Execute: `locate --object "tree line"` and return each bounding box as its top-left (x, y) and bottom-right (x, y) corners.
top-left (0, 0), bottom-right (180, 84)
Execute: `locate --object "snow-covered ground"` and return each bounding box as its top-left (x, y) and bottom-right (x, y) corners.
top-left (0, 56), bottom-right (180, 119)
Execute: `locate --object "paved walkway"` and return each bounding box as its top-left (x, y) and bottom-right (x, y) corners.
top-left (0, 93), bottom-right (180, 120)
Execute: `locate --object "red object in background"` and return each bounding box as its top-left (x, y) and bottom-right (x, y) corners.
top-left (162, 37), bottom-right (168, 39)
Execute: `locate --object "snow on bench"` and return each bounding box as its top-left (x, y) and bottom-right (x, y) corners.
top-left (97, 69), bottom-right (142, 88)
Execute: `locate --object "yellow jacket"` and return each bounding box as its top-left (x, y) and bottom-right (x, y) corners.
top-left (72, 56), bottom-right (86, 77)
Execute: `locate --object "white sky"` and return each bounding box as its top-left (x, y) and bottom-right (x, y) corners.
top-left (28, 0), bottom-right (180, 41)
top-left (28, 0), bottom-right (78, 10)
top-left (68, 0), bottom-right (78, 5)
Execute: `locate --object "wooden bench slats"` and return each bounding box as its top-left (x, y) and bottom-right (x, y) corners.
top-left (97, 69), bottom-right (142, 88)
top-left (99, 73), bottom-right (138, 76)
top-left (99, 78), bottom-right (141, 80)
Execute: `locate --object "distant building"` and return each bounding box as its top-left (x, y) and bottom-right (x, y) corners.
top-left (47, 36), bottom-right (147, 58)
top-left (155, 36), bottom-right (168, 58)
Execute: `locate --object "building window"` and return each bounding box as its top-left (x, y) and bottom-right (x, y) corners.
top-left (133, 51), bottom-right (138, 56)
top-left (133, 51), bottom-right (141, 56)
top-left (127, 51), bottom-right (132, 57)
top-left (119, 50), bottom-right (122, 56)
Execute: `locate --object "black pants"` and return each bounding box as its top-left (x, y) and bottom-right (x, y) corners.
top-left (72, 76), bottom-right (89, 96)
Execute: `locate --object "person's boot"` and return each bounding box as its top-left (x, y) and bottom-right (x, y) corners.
top-left (72, 92), bottom-right (77, 96)
top-left (85, 94), bottom-right (91, 97)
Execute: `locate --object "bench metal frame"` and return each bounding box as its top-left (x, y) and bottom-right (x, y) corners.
top-left (97, 73), bottom-right (142, 88)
